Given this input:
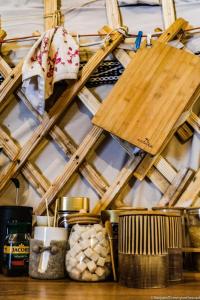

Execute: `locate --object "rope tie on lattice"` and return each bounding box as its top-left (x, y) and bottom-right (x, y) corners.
top-left (79, 26), bottom-right (128, 48)
top-left (44, 10), bottom-right (62, 27)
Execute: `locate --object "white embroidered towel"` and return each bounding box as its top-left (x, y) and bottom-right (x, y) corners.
top-left (22, 27), bottom-right (79, 115)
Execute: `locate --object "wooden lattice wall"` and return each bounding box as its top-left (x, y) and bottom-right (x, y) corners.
top-left (0, 0), bottom-right (200, 215)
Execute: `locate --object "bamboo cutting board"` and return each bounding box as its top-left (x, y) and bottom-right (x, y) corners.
top-left (92, 41), bottom-right (200, 155)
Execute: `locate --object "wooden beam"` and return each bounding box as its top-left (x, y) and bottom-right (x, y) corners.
top-left (44, 0), bottom-right (61, 31)
top-left (105, 0), bottom-right (122, 29)
top-left (161, 0), bottom-right (176, 29)
top-left (0, 26), bottom-right (124, 193)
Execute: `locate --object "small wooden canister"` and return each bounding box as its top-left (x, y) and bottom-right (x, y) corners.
top-left (118, 211), bottom-right (169, 288)
top-left (152, 207), bottom-right (183, 281)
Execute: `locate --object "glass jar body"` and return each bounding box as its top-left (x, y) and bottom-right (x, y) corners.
top-left (57, 210), bottom-right (78, 229)
top-left (66, 223), bottom-right (111, 281)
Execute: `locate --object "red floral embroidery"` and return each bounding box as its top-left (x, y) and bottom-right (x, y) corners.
top-left (47, 49), bottom-right (65, 78)
top-left (30, 36), bottom-right (50, 70)
top-left (66, 48), bottom-right (79, 65)
top-left (29, 30), bottom-right (79, 80)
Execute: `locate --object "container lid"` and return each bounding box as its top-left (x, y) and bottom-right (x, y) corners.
top-left (67, 213), bottom-right (100, 225)
top-left (0, 205), bottom-right (33, 213)
top-left (58, 197), bottom-right (89, 212)
top-left (152, 206), bottom-right (184, 215)
top-left (116, 206), bottom-right (148, 211)
top-left (118, 210), bottom-right (180, 217)
top-left (7, 222), bottom-right (32, 234)
top-left (101, 207), bottom-right (148, 223)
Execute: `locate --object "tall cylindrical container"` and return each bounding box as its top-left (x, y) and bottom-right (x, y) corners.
top-left (187, 207), bottom-right (200, 271)
top-left (152, 207), bottom-right (183, 281)
top-left (101, 208), bottom-right (148, 282)
top-left (118, 211), bottom-right (169, 288)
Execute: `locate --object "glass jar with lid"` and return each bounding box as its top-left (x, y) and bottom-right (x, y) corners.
top-left (2, 222), bottom-right (31, 276)
top-left (57, 197), bottom-right (89, 229)
top-left (66, 213), bottom-right (111, 281)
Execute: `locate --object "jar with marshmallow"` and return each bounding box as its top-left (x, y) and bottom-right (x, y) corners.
top-left (66, 213), bottom-right (111, 281)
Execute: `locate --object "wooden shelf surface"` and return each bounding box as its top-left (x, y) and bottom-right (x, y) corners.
top-left (0, 273), bottom-right (200, 300)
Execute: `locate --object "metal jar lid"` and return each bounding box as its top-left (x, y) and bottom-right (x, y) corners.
top-left (67, 213), bottom-right (100, 225)
top-left (118, 210), bottom-right (180, 217)
top-left (152, 206), bottom-right (185, 216)
top-left (58, 197), bottom-right (89, 212)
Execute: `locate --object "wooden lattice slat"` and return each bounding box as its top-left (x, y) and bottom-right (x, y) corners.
top-left (105, 0), bottom-right (122, 29)
top-left (187, 112), bottom-right (200, 134)
top-left (175, 168), bottom-right (200, 207)
top-left (161, 0), bottom-right (176, 29)
top-left (0, 61), bottom-right (23, 114)
top-left (0, 57), bottom-right (11, 78)
top-left (44, 0), bottom-right (61, 30)
top-left (146, 167), bottom-right (170, 194)
top-left (168, 169), bottom-right (194, 207)
top-left (161, 0), bottom-right (197, 143)
top-left (158, 168), bottom-right (192, 206)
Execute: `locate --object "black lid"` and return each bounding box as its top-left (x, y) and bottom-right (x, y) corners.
top-left (7, 222), bottom-right (31, 234)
